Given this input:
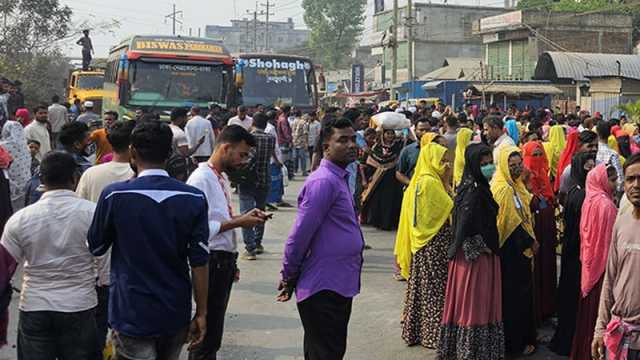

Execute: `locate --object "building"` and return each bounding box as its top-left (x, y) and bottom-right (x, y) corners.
top-left (420, 57), bottom-right (485, 81)
top-left (533, 51), bottom-right (640, 112)
top-left (365, 3), bottom-right (508, 85)
top-left (205, 18), bottom-right (309, 53)
top-left (474, 10), bottom-right (633, 81)
top-left (588, 75), bottom-right (640, 119)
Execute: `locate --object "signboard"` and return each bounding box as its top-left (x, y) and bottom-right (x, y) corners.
top-left (483, 33), bottom-right (500, 44)
top-left (479, 11), bottom-right (522, 32)
top-left (239, 57), bottom-right (311, 85)
top-left (131, 37), bottom-right (227, 56)
top-left (351, 64), bottom-right (365, 93)
top-left (374, 0), bottom-right (385, 14)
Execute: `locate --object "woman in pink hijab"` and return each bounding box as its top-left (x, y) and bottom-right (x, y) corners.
top-left (571, 163), bottom-right (618, 360)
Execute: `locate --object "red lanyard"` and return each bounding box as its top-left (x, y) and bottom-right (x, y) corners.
top-left (208, 162), bottom-right (233, 217)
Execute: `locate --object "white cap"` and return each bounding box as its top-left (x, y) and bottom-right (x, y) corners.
top-left (84, 101), bottom-right (94, 108)
top-left (432, 110), bottom-right (442, 119)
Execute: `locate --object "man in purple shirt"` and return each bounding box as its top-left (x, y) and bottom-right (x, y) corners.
top-left (277, 117), bottom-right (364, 360)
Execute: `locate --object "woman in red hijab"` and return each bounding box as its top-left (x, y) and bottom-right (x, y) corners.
top-left (570, 163), bottom-right (618, 360)
top-left (15, 108), bottom-right (31, 127)
top-left (555, 131), bottom-right (579, 193)
top-left (523, 141), bottom-right (557, 326)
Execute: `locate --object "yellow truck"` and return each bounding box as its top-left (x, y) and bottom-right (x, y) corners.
top-left (66, 69), bottom-right (106, 114)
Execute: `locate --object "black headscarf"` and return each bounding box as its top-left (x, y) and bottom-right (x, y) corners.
top-left (448, 143), bottom-right (500, 259)
top-left (563, 151), bottom-right (596, 258)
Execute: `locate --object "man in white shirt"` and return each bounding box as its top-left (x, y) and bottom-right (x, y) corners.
top-left (48, 94), bottom-right (68, 147)
top-left (75, 121), bottom-right (135, 355)
top-left (170, 107), bottom-right (204, 157)
top-left (483, 115), bottom-right (515, 165)
top-left (1, 151), bottom-right (98, 359)
top-left (185, 106), bottom-right (215, 163)
top-left (186, 125), bottom-right (268, 359)
top-left (23, 104), bottom-right (52, 160)
top-left (227, 105), bottom-right (253, 130)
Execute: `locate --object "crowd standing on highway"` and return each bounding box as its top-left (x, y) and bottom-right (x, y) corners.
top-left (0, 95), bottom-right (640, 360)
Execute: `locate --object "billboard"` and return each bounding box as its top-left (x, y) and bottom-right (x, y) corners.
top-left (479, 11), bottom-right (522, 32)
top-left (351, 64), bottom-right (365, 93)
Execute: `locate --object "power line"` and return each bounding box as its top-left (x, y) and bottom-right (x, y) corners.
top-left (164, 3), bottom-right (183, 36)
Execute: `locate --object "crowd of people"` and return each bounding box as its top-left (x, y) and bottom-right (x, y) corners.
top-left (0, 92), bottom-right (640, 360)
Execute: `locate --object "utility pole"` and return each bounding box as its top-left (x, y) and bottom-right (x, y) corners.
top-left (246, 3), bottom-right (265, 52)
top-left (260, 1), bottom-right (275, 51)
top-left (164, 4), bottom-right (183, 35)
top-left (390, 0), bottom-right (398, 100)
top-left (406, 0), bottom-right (414, 89)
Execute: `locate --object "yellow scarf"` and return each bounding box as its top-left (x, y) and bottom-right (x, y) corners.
top-left (453, 128), bottom-right (473, 188)
top-left (608, 135), bottom-right (621, 156)
top-left (490, 145), bottom-right (536, 247)
top-left (542, 125), bottom-right (565, 178)
top-left (394, 139), bottom-right (452, 279)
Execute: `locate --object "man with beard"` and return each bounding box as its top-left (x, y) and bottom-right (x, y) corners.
top-left (59, 122), bottom-right (92, 174)
top-left (23, 105), bottom-right (51, 160)
top-left (187, 125), bottom-right (268, 359)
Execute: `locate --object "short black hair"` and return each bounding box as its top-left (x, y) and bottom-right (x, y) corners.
top-left (170, 108), bottom-right (189, 122)
top-left (104, 110), bottom-right (118, 120)
top-left (610, 118), bottom-right (620, 127)
top-left (252, 112), bottom-right (268, 130)
top-left (218, 125), bottom-right (256, 147)
top-left (596, 120), bottom-right (612, 140)
top-left (131, 121), bottom-right (173, 164)
top-left (33, 104), bottom-right (47, 113)
top-left (52, 95), bottom-right (60, 103)
top-left (342, 108), bottom-right (361, 124)
top-left (416, 117), bottom-right (430, 125)
top-left (59, 122), bottom-right (89, 148)
top-left (483, 115), bottom-right (503, 129)
top-left (237, 105), bottom-right (247, 112)
top-left (281, 105), bottom-right (291, 113)
top-left (27, 139), bottom-right (40, 146)
top-left (139, 112), bottom-right (160, 123)
top-left (446, 115), bottom-right (459, 128)
top-left (624, 152), bottom-right (640, 174)
top-left (320, 117), bottom-right (354, 145)
top-left (363, 128), bottom-right (377, 137)
top-left (107, 121), bottom-right (136, 153)
top-left (40, 151), bottom-right (78, 188)
top-left (578, 130), bottom-right (597, 145)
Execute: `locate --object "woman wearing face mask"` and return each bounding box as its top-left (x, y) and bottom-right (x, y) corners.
top-left (438, 143), bottom-right (504, 359)
top-left (523, 141), bottom-right (558, 325)
top-left (491, 145), bottom-right (538, 357)
top-left (549, 151), bottom-right (596, 356)
top-left (570, 163), bottom-right (618, 360)
top-left (396, 136), bottom-right (453, 349)
top-left (361, 128), bottom-right (404, 230)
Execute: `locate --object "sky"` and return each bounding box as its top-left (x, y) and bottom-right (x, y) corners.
top-left (60, 0), bottom-right (499, 58)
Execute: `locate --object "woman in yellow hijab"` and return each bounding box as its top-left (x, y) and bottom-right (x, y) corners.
top-left (491, 145), bottom-right (538, 357)
top-left (542, 125), bottom-right (565, 179)
top-left (453, 127), bottom-right (473, 188)
top-left (396, 136), bottom-right (453, 349)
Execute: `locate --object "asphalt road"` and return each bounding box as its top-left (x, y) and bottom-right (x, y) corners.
top-left (1, 176), bottom-right (566, 360)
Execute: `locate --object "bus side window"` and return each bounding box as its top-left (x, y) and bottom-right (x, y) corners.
top-left (70, 75), bottom-right (76, 88)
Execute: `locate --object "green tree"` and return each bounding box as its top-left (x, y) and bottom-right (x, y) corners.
top-left (0, 0), bottom-right (72, 108)
top-left (617, 99), bottom-right (640, 124)
top-left (302, 0), bottom-right (367, 70)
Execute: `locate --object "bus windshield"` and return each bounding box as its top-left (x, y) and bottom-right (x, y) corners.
top-left (77, 75), bottom-right (104, 89)
top-left (128, 61), bottom-right (227, 106)
top-left (241, 57), bottom-right (314, 107)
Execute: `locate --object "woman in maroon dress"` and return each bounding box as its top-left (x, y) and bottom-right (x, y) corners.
top-left (438, 143), bottom-right (504, 359)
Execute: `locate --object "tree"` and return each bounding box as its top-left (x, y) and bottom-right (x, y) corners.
top-left (617, 99), bottom-right (640, 124)
top-left (302, 0), bottom-right (367, 70)
top-left (516, 0), bottom-right (640, 43)
top-left (0, 0), bottom-right (72, 108)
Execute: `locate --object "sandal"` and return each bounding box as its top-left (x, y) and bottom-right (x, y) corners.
top-left (522, 345), bottom-right (536, 357)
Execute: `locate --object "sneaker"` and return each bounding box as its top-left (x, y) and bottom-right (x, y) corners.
top-left (277, 201), bottom-right (293, 208)
top-left (241, 251), bottom-right (257, 260)
top-left (256, 244), bottom-right (265, 254)
top-left (266, 203), bottom-right (278, 211)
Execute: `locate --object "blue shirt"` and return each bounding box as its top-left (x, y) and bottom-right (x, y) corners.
top-left (88, 169), bottom-right (210, 337)
top-left (397, 142), bottom-right (420, 179)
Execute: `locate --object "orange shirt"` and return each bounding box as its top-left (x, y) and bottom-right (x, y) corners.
top-left (90, 128), bottom-right (112, 164)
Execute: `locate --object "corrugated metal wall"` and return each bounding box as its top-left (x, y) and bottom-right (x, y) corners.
top-left (591, 93), bottom-right (620, 119)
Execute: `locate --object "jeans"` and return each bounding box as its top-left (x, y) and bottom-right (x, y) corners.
top-left (188, 251), bottom-right (237, 360)
top-left (112, 326), bottom-right (187, 360)
top-left (18, 308), bottom-right (98, 360)
top-left (96, 286), bottom-right (109, 356)
top-left (238, 185), bottom-right (269, 253)
top-left (267, 163), bottom-right (283, 204)
top-left (280, 144), bottom-right (294, 180)
top-left (293, 147), bottom-right (308, 175)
